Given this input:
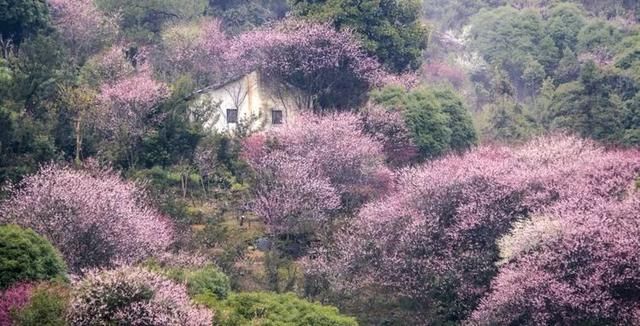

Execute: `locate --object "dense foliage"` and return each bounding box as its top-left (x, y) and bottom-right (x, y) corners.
top-left (0, 225), bottom-right (66, 289)
top-left (0, 0), bottom-right (49, 43)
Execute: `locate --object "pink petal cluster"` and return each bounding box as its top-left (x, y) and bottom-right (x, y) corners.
top-left (231, 20), bottom-right (381, 79)
top-left (307, 135), bottom-right (640, 320)
top-left (68, 266), bottom-right (212, 326)
top-left (0, 283), bottom-right (33, 326)
top-left (243, 113), bottom-right (391, 234)
top-left (0, 164), bottom-right (174, 273)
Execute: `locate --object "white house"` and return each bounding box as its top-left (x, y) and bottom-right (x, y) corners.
top-left (192, 71), bottom-right (306, 133)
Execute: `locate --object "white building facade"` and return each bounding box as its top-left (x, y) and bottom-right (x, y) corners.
top-left (193, 71), bottom-right (306, 133)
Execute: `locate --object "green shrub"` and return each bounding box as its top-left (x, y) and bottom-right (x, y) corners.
top-left (0, 225), bottom-right (66, 289)
top-left (197, 292), bottom-right (358, 326)
top-left (185, 266), bottom-right (231, 300)
top-left (13, 282), bottom-right (70, 326)
top-left (145, 261), bottom-right (231, 300)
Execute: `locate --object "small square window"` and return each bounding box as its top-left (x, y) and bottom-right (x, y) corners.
top-left (227, 109), bottom-right (238, 124)
top-left (272, 109), bottom-right (283, 125)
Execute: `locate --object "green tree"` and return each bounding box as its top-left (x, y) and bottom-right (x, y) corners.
top-left (479, 98), bottom-right (538, 142)
top-left (546, 62), bottom-right (630, 143)
top-left (537, 35), bottom-right (560, 74)
top-left (372, 85), bottom-right (476, 158)
top-left (555, 47), bottom-right (580, 84)
top-left (576, 20), bottom-right (623, 56)
top-left (615, 35), bottom-right (640, 80)
top-left (0, 34), bottom-right (70, 182)
top-left (291, 0), bottom-right (428, 73)
top-left (545, 3), bottom-right (585, 51)
top-left (469, 7), bottom-right (543, 69)
top-left (523, 59), bottom-right (545, 98)
top-left (469, 6), bottom-right (545, 93)
top-left (0, 0), bottom-right (49, 44)
top-left (622, 93), bottom-right (640, 146)
top-left (0, 225), bottom-right (66, 289)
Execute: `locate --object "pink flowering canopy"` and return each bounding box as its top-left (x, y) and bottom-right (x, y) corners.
top-left (307, 135), bottom-right (640, 322)
top-left (228, 19), bottom-right (399, 110)
top-left (162, 18), bottom-right (237, 84)
top-left (95, 56), bottom-right (170, 167)
top-left (68, 266), bottom-right (212, 326)
top-left (48, 0), bottom-right (116, 59)
top-left (0, 164), bottom-right (174, 273)
top-left (98, 67), bottom-right (170, 137)
top-left (470, 196), bottom-right (640, 325)
top-left (242, 113), bottom-right (391, 235)
top-left (161, 18), bottom-right (413, 110)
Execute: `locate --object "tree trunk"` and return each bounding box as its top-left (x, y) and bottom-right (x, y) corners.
top-left (75, 115), bottom-right (83, 166)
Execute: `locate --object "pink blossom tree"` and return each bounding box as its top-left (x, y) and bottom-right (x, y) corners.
top-left (159, 19), bottom-right (411, 111)
top-left (307, 136), bottom-right (640, 323)
top-left (97, 61), bottom-right (170, 168)
top-left (48, 0), bottom-right (117, 62)
top-left (161, 18), bottom-right (235, 84)
top-left (243, 113), bottom-right (391, 235)
top-left (470, 196), bottom-right (640, 325)
top-left (68, 266), bottom-right (212, 325)
top-left (228, 20), bottom-right (391, 111)
top-left (0, 163), bottom-right (174, 273)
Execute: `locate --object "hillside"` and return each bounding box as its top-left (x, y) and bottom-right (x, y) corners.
top-left (1, 0), bottom-right (640, 325)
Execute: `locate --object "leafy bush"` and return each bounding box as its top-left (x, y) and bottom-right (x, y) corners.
top-left (0, 225), bottom-right (66, 289)
top-left (68, 266), bottom-right (212, 326)
top-left (197, 292), bottom-right (358, 326)
top-left (371, 85), bottom-right (476, 158)
top-left (12, 282), bottom-right (69, 326)
top-left (146, 259), bottom-right (231, 300)
top-left (185, 266), bottom-right (231, 300)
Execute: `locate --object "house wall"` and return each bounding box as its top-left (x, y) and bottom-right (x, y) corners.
top-left (196, 71), bottom-right (304, 134)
